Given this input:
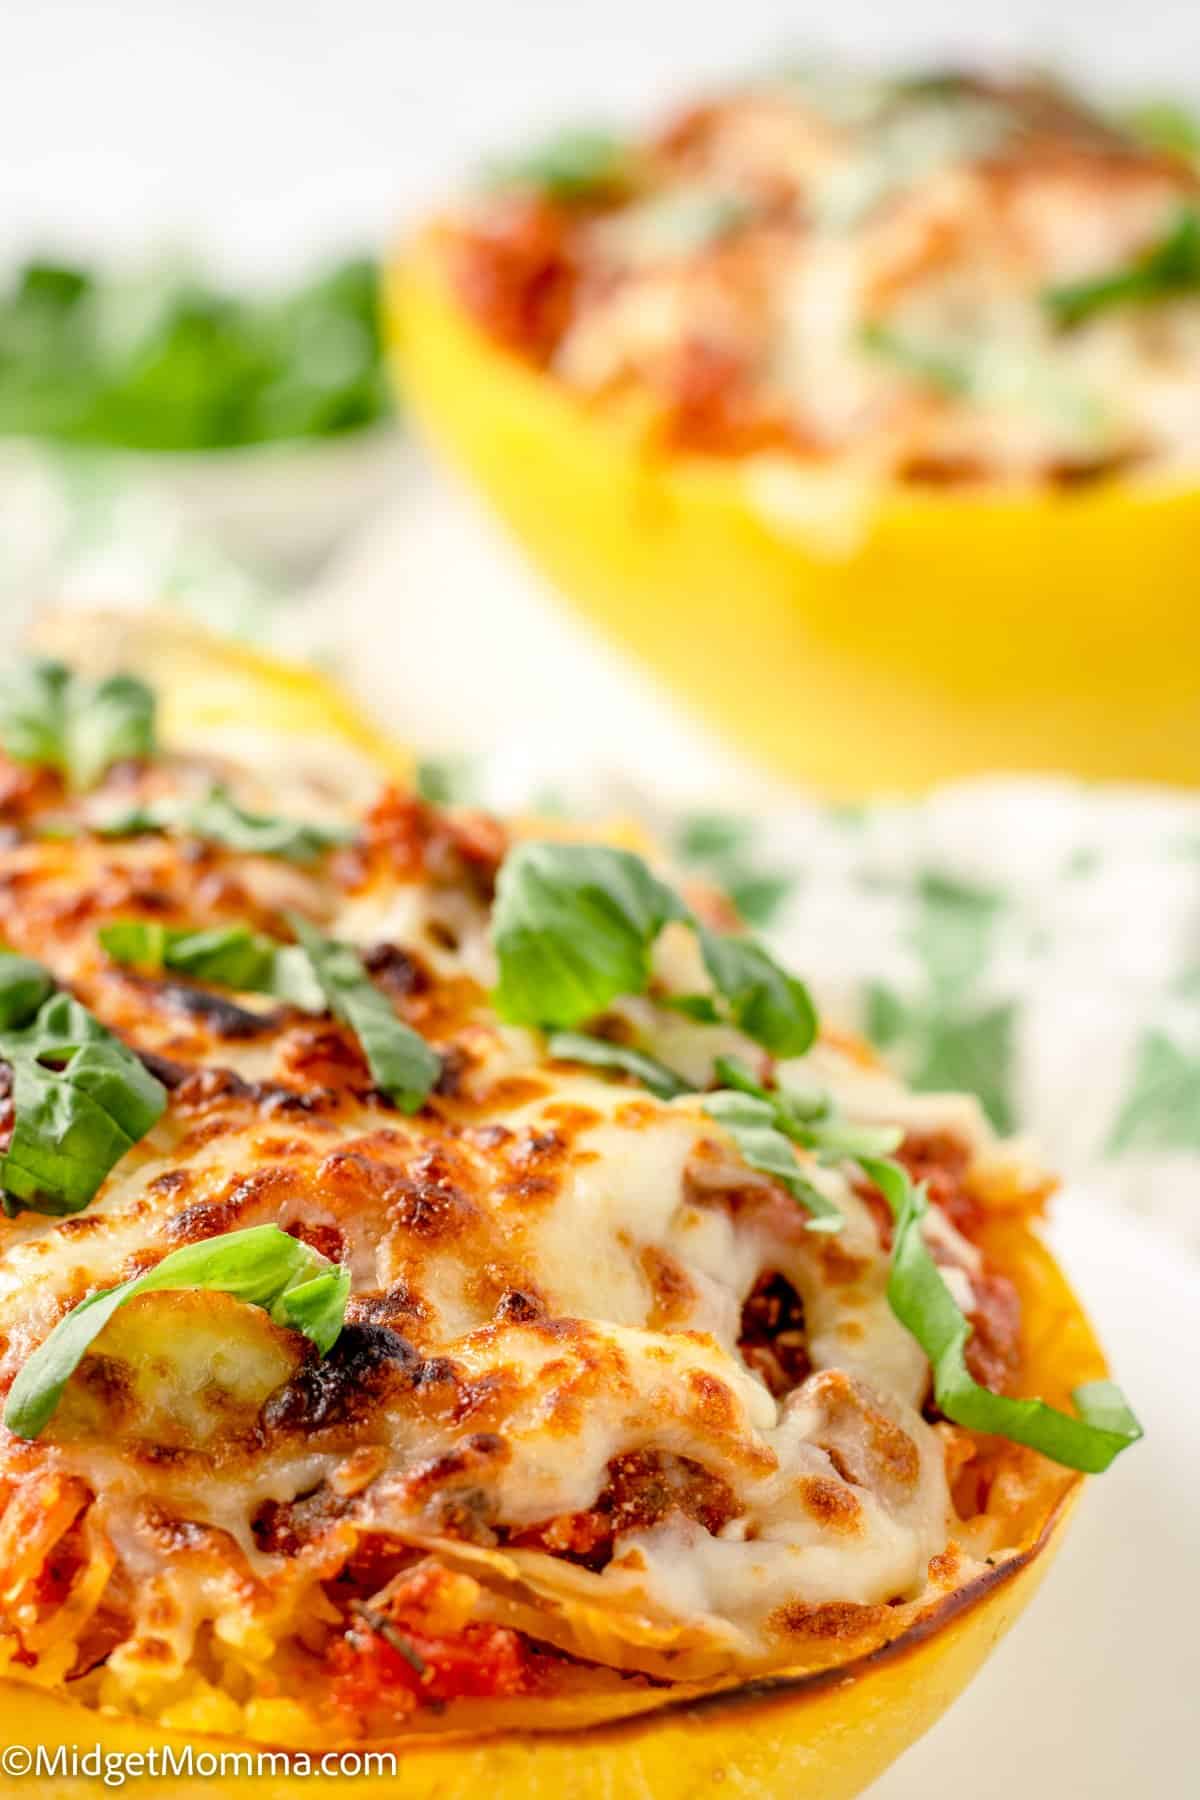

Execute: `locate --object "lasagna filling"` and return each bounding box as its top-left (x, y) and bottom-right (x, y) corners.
top-left (445, 65), bottom-right (1200, 486)
top-left (0, 736), bottom-right (1074, 1742)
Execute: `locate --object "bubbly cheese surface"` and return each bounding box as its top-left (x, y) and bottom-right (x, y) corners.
top-left (0, 747), bottom-right (1039, 1737)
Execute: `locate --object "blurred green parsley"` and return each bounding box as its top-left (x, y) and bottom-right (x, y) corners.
top-left (0, 254), bottom-right (392, 452)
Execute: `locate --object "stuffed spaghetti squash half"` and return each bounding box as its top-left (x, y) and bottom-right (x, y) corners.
top-left (395, 62), bottom-right (1200, 791)
top-left (0, 622), bottom-right (1139, 1796)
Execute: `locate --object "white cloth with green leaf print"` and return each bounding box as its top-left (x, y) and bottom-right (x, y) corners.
top-left (673, 777), bottom-right (1200, 1259)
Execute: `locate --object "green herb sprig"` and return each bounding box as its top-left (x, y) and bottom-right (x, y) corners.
top-left (288, 916), bottom-right (441, 1111)
top-left (484, 129), bottom-right (632, 202)
top-left (546, 1030), bottom-right (691, 1100)
top-left (95, 783), bottom-right (353, 866)
top-left (0, 952), bottom-right (167, 1217)
top-left (98, 919), bottom-right (323, 1012)
top-left (859, 321), bottom-right (971, 395)
top-left (3, 1223), bottom-right (349, 1440)
top-left (0, 255), bottom-right (390, 452)
top-left (1043, 207), bottom-right (1200, 327)
top-left (702, 1088), bottom-right (846, 1232)
top-left (700, 1056), bottom-right (901, 1233)
top-left (491, 842), bottom-right (816, 1058)
top-left (1121, 99), bottom-right (1200, 160)
top-left (0, 661), bottom-right (156, 792)
top-left (862, 1157), bottom-right (1143, 1473)
top-left (98, 914), bottom-right (441, 1112)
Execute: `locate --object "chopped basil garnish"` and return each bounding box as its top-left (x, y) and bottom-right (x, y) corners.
top-left (485, 128), bottom-right (631, 202)
top-left (492, 842), bottom-right (816, 1057)
top-left (414, 754), bottom-right (480, 808)
top-left (546, 1030), bottom-right (691, 1100)
top-left (99, 913), bottom-right (439, 1106)
top-left (1121, 99), bottom-right (1200, 160)
top-left (3, 1223), bottom-right (349, 1441)
top-left (861, 323), bottom-right (1107, 442)
top-left (713, 1055), bottom-right (902, 1161)
top-left (1043, 207), bottom-right (1200, 327)
top-left (493, 844), bottom-right (687, 1029)
top-left (862, 1157), bottom-right (1142, 1473)
top-left (696, 930), bottom-right (817, 1058)
top-left (0, 661), bottom-right (156, 792)
top-left (701, 1058), bottom-right (898, 1234)
top-left (183, 785), bottom-right (354, 863)
top-left (99, 919), bottom-right (322, 1012)
top-left (96, 784), bottom-right (353, 866)
top-left (0, 952), bottom-right (166, 1217)
top-left (860, 321), bottom-right (971, 395)
top-left (288, 915), bottom-right (441, 1111)
top-left (619, 189), bottom-right (751, 259)
top-left (703, 1088), bottom-right (845, 1232)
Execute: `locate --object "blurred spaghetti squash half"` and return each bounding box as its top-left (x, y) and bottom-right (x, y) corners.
top-left (394, 63), bottom-right (1200, 793)
top-left (0, 617), bottom-right (1138, 1796)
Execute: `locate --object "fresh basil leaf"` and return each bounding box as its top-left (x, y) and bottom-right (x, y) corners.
top-left (713, 1053), bottom-right (824, 1119)
top-left (713, 1054), bottom-right (901, 1162)
top-left (93, 784), bottom-right (352, 865)
top-left (546, 1030), bottom-right (691, 1100)
top-left (860, 322), bottom-right (971, 395)
top-left (183, 785), bottom-right (354, 864)
top-left (69, 674), bottom-right (157, 790)
top-left (485, 128), bottom-right (631, 201)
top-left (91, 805), bottom-right (166, 838)
top-left (1043, 207), bottom-right (1200, 327)
top-left (491, 841), bottom-right (815, 1060)
top-left (677, 814), bottom-right (754, 862)
top-left (414, 754), bottom-right (479, 808)
top-left (270, 1264), bottom-right (352, 1354)
top-left (0, 661), bottom-right (156, 791)
top-left (697, 928), bottom-right (817, 1058)
top-left (288, 914), bottom-right (440, 1110)
top-left (703, 1089), bottom-right (844, 1232)
top-left (98, 918), bottom-right (324, 1012)
top-left (3, 1223), bottom-right (348, 1440)
top-left (620, 189), bottom-right (750, 258)
top-left (661, 993), bottom-right (723, 1024)
top-left (0, 255), bottom-right (389, 452)
top-left (0, 954), bottom-right (56, 1030)
top-left (862, 1156), bottom-right (1143, 1473)
top-left (492, 843), bottom-right (687, 1030)
top-left (0, 959), bottom-right (167, 1216)
top-left (0, 662), bottom-right (73, 773)
top-left (1122, 99), bottom-right (1200, 159)
top-left (101, 919), bottom-right (273, 989)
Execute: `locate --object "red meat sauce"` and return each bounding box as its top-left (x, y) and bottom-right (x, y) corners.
top-left (331, 1615), bottom-right (534, 1715)
top-left (330, 1565), bottom-right (550, 1719)
top-left (447, 196), bottom-right (581, 366)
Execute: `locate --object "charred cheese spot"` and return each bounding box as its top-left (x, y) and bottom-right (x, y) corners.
top-left (262, 1326), bottom-right (418, 1433)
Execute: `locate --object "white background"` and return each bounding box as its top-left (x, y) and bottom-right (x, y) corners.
top-left (2, 1), bottom-right (1198, 274)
